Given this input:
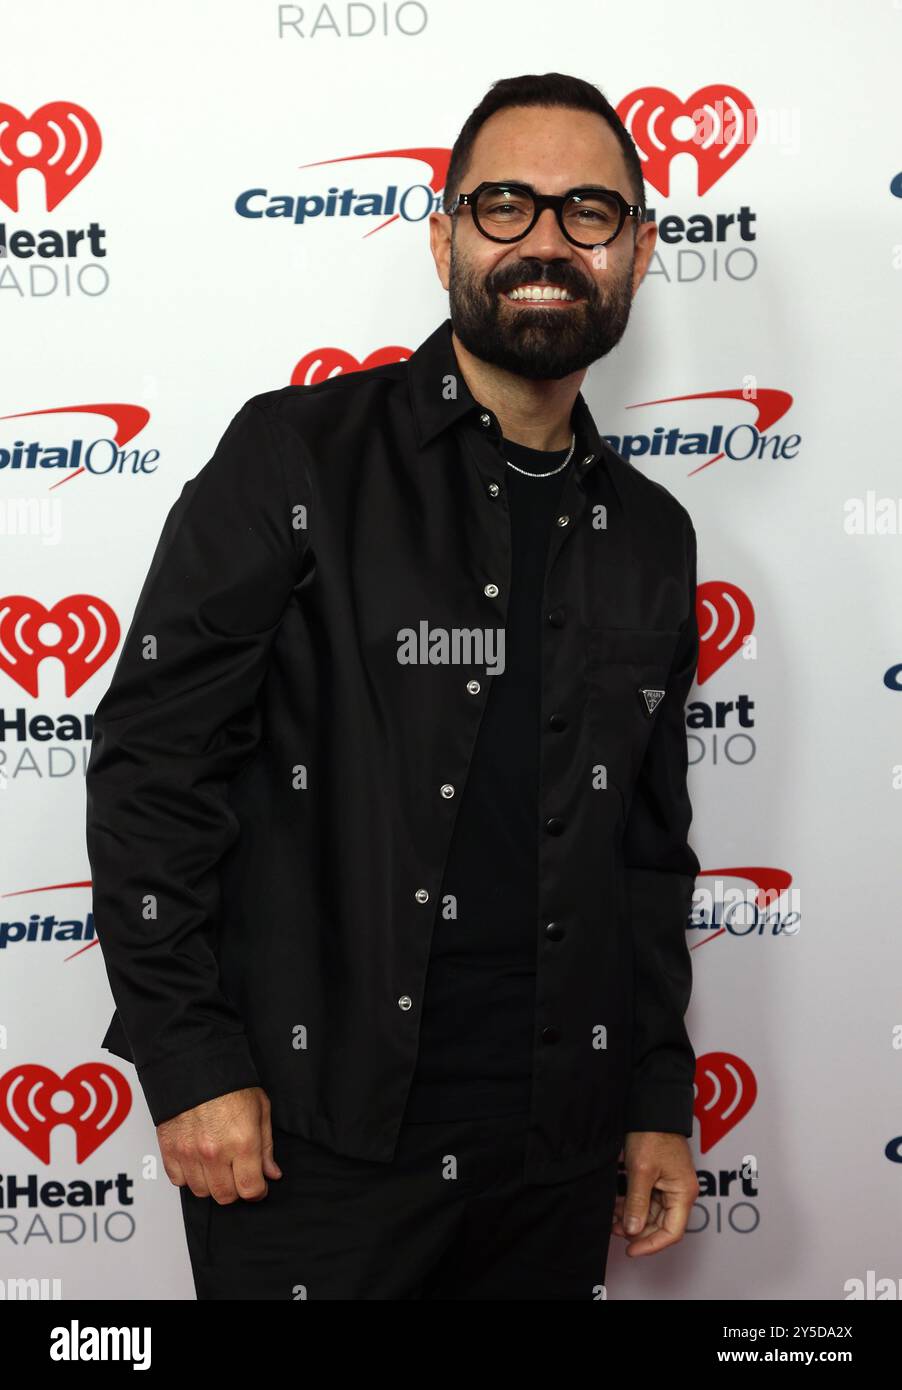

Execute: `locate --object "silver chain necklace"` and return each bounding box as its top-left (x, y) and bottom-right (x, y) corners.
top-left (503, 431), bottom-right (576, 478)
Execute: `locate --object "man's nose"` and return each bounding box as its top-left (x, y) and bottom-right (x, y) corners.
top-left (514, 205), bottom-right (576, 260)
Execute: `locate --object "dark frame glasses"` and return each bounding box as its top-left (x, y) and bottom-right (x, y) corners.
top-left (446, 180), bottom-right (644, 249)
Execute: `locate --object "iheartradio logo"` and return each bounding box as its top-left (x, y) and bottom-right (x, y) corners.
top-left (0, 102), bottom-right (102, 212)
top-left (290, 344), bottom-right (412, 384)
top-left (617, 85), bottom-right (756, 198)
top-left (697, 582), bottom-right (755, 683)
top-left (694, 1051), bottom-right (757, 1152)
top-left (0, 594), bottom-right (120, 696)
top-left (0, 1063), bottom-right (132, 1163)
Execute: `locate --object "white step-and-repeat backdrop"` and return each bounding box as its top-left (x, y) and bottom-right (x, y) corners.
top-left (2, 0), bottom-right (900, 1300)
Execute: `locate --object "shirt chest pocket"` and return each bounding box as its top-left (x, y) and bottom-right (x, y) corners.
top-left (584, 627), bottom-right (682, 813)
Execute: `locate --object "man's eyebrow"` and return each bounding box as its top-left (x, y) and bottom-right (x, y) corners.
top-left (486, 180), bottom-right (616, 195)
top-left (481, 179), bottom-right (536, 191)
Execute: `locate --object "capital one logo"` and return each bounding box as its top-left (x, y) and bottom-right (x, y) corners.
top-left (617, 85), bottom-right (756, 197)
top-left (694, 1051), bottom-right (757, 1152)
top-left (619, 387), bottom-right (796, 476)
top-left (238, 147), bottom-right (451, 237)
top-left (0, 102), bottom-right (102, 212)
top-left (0, 1063), bottom-right (131, 1163)
top-left (0, 594), bottom-right (120, 695)
top-left (697, 581), bottom-right (755, 683)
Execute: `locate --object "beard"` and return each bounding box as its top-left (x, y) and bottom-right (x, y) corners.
top-left (448, 235), bottom-right (635, 381)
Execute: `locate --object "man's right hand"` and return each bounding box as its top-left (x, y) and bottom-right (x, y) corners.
top-left (156, 1086), bottom-right (282, 1203)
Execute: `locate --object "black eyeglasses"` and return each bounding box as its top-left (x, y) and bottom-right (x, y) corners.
top-left (447, 181), bottom-right (643, 249)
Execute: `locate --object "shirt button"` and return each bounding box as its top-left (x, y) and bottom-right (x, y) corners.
top-left (541, 1026), bottom-right (561, 1044)
top-left (545, 921), bottom-right (566, 941)
top-left (546, 607), bottom-right (566, 627)
top-left (398, 995), bottom-right (413, 1011)
top-left (556, 514), bottom-right (570, 527)
top-left (466, 680), bottom-right (481, 694)
top-left (488, 482), bottom-right (500, 497)
top-left (544, 817), bottom-right (565, 835)
top-left (548, 713), bottom-right (567, 731)
top-left (415, 888), bottom-right (429, 903)
top-left (484, 582), bottom-right (499, 598)
top-left (479, 412), bottom-right (492, 428)
top-left (440, 783), bottom-right (455, 798)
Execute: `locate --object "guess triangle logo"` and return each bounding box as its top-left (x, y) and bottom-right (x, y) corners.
top-left (639, 687), bottom-right (665, 716)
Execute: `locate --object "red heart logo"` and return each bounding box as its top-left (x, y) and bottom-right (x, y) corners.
top-left (0, 594), bottom-right (120, 696)
top-left (696, 581), bottom-right (755, 684)
top-left (290, 345), bottom-right (412, 385)
top-left (617, 85), bottom-right (756, 197)
top-left (694, 1051), bottom-right (757, 1152)
top-left (0, 102), bottom-right (102, 212)
top-left (0, 1063), bottom-right (132, 1164)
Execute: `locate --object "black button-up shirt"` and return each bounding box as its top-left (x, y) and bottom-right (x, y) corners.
top-left (403, 429), bottom-right (572, 1122)
top-left (85, 316), bottom-right (701, 1186)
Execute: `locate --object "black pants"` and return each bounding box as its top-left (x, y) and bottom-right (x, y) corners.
top-left (179, 1111), bottom-right (619, 1300)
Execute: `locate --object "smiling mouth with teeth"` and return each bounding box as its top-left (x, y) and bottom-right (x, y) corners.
top-left (504, 284), bottom-right (583, 304)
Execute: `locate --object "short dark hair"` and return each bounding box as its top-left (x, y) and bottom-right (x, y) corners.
top-left (442, 72), bottom-right (646, 223)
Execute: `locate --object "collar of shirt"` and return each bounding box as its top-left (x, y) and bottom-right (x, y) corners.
top-left (406, 317), bottom-right (623, 506)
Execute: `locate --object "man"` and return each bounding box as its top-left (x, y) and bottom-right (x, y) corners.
top-left (85, 71), bottom-right (701, 1301)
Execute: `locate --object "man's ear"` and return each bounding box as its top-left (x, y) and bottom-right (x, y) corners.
top-left (632, 219), bottom-right (658, 296)
top-left (429, 211), bottom-right (453, 292)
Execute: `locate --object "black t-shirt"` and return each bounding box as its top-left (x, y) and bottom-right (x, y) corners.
top-left (402, 422), bottom-right (576, 1122)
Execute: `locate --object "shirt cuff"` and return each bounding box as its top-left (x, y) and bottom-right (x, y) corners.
top-left (623, 1081), bottom-right (695, 1137)
top-left (112, 1034), bottom-right (263, 1127)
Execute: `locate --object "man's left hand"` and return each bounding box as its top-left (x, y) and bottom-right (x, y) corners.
top-left (612, 1131), bottom-right (699, 1257)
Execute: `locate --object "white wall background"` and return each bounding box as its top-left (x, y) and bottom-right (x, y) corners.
top-left (2, 0), bottom-right (900, 1299)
